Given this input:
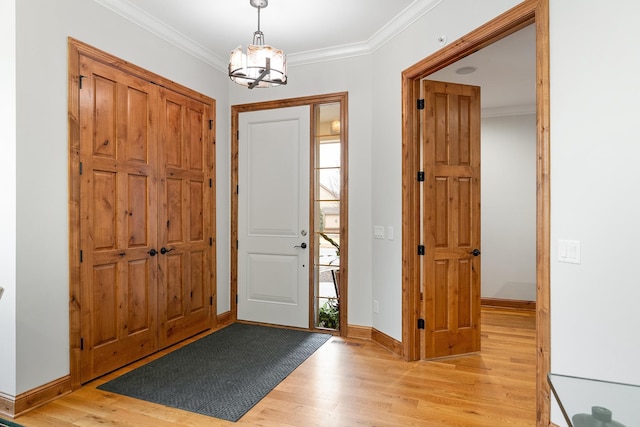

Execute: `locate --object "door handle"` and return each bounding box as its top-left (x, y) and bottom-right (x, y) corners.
top-left (148, 248), bottom-right (158, 256)
top-left (160, 247), bottom-right (175, 255)
top-left (470, 248), bottom-right (481, 256)
top-left (294, 243), bottom-right (307, 249)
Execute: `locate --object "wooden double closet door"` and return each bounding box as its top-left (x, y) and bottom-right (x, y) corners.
top-left (76, 51), bottom-right (215, 383)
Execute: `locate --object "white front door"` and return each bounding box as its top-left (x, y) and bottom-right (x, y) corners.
top-left (238, 106), bottom-right (310, 328)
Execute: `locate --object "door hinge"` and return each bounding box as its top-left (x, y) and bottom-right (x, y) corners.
top-left (79, 162), bottom-right (83, 175)
top-left (209, 119), bottom-right (213, 130)
top-left (79, 75), bottom-right (85, 89)
top-left (237, 130), bottom-right (239, 140)
top-left (80, 250), bottom-right (83, 263)
top-left (236, 240), bottom-right (239, 250)
top-left (418, 245), bottom-right (425, 256)
top-left (236, 294), bottom-right (238, 304)
top-left (80, 337), bottom-right (84, 350)
top-left (417, 319), bottom-right (425, 329)
top-left (209, 237), bottom-right (213, 246)
top-left (210, 296), bottom-right (213, 306)
top-left (209, 178), bottom-right (212, 188)
top-left (417, 171), bottom-right (424, 182)
top-left (417, 99), bottom-right (425, 110)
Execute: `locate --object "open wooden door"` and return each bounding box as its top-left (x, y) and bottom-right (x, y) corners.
top-left (422, 80), bottom-right (481, 359)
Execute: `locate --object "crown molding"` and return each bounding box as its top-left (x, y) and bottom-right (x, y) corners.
top-left (93, 0), bottom-right (229, 71)
top-left (288, 0), bottom-right (443, 66)
top-left (94, 0), bottom-right (443, 72)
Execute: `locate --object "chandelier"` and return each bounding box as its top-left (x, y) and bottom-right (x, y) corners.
top-left (228, 0), bottom-right (287, 89)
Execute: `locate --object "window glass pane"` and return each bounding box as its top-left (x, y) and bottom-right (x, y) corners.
top-left (316, 201), bottom-right (340, 233)
top-left (318, 141), bottom-right (340, 168)
top-left (317, 168), bottom-right (340, 199)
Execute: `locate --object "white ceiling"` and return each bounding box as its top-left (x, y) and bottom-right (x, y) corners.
top-left (95, 0), bottom-right (535, 112)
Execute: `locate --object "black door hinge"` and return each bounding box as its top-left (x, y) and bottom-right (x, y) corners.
top-left (417, 319), bottom-right (425, 329)
top-left (79, 162), bottom-right (83, 175)
top-left (210, 296), bottom-right (213, 306)
top-left (209, 178), bottom-right (213, 188)
top-left (209, 237), bottom-right (213, 246)
top-left (80, 250), bottom-right (83, 263)
top-left (417, 99), bottom-right (425, 110)
top-left (417, 171), bottom-right (424, 182)
top-left (79, 75), bottom-right (85, 89)
top-left (80, 337), bottom-right (84, 350)
top-left (418, 245), bottom-right (425, 256)
top-left (209, 119), bottom-right (213, 130)
top-left (236, 294), bottom-right (238, 304)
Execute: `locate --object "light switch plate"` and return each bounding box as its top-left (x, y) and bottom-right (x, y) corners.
top-left (558, 240), bottom-right (581, 264)
top-left (387, 226), bottom-right (394, 240)
top-left (373, 226), bottom-right (385, 239)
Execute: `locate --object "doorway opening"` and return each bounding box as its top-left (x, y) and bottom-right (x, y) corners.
top-left (401, 0), bottom-right (550, 424)
top-left (231, 92), bottom-right (348, 335)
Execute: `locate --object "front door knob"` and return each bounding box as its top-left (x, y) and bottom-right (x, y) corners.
top-left (470, 248), bottom-right (481, 256)
top-left (294, 243), bottom-right (307, 249)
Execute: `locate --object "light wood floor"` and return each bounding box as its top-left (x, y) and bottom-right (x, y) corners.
top-left (16, 307), bottom-right (536, 426)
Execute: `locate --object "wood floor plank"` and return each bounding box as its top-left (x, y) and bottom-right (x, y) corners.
top-left (15, 307), bottom-right (536, 426)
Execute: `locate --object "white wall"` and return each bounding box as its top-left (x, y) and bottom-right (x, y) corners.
top-left (481, 114), bottom-right (536, 301)
top-left (550, 0), bottom-right (640, 424)
top-left (0, 0), bottom-right (17, 398)
top-left (11, 0), bottom-right (229, 396)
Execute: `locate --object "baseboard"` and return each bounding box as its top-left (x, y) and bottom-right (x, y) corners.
top-left (372, 328), bottom-right (403, 357)
top-left (216, 310), bottom-right (232, 327)
top-left (0, 375), bottom-right (71, 418)
top-left (0, 392), bottom-right (15, 419)
top-left (481, 297), bottom-right (536, 311)
top-left (346, 324), bottom-right (371, 340)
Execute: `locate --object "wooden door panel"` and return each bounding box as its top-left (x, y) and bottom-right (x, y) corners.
top-left (91, 264), bottom-right (118, 347)
top-left (423, 80), bottom-right (481, 359)
top-left (157, 87), bottom-right (213, 348)
top-left (93, 76), bottom-right (117, 158)
top-left (165, 253), bottom-right (184, 321)
top-left (127, 174), bottom-right (149, 247)
top-left (92, 171), bottom-right (117, 249)
top-left (189, 181), bottom-right (204, 240)
top-left (124, 87), bottom-right (151, 163)
top-left (190, 250), bottom-right (205, 311)
top-left (79, 56), bottom-right (158, 382)
top-left (188, 108), bottom-right (204, 171)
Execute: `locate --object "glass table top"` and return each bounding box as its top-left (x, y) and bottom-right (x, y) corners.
top-left (548, 373), bottom-right (640, 427)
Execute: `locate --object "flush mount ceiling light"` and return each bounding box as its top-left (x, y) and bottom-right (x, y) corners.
top-left (229, 0), bottom-right (287, 89)
top-left (455, 66), bottom-right (478, 75)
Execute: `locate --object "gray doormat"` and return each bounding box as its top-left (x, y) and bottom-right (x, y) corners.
top-left (98, 323), bottom-right (331, 422)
